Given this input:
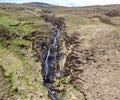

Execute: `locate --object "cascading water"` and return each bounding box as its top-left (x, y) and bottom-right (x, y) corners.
top-left (42, 24), bottom-right (61, 100)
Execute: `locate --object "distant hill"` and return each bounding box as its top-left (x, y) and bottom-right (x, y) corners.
top-left (22, 2), bottom-right (57, 7)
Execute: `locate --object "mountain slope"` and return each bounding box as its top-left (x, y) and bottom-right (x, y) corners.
top-left (0, 3), bottom-right (120, 100)
top-left (22, 2), bottom-right (58, 7)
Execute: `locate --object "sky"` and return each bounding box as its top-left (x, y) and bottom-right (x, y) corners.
top-left (0, 0), bottom-right (120, 7)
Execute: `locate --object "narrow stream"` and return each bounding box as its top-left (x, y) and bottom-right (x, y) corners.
top-left (42, 24), bottom-right (61, 100)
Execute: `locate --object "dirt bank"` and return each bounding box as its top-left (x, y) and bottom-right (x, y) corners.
top-left (63, 23), bottom-right (120, 100)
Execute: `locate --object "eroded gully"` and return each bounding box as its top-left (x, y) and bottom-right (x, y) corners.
top-left (42, 23), bottom-right (61, 100)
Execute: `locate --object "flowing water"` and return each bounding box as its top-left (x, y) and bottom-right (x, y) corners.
top-left (42, 25), bottom-right (61, 100)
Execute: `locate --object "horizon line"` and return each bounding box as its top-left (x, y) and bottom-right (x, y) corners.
top-left (0, 1), bottom-right (119, 7)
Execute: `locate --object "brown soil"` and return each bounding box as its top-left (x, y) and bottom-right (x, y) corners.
top-left (63, 23), bottom-right (120, 100)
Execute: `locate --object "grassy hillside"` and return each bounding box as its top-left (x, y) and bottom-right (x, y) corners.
top-left (0, 3), bottom-right (52, 100)
top-left (0, 3), bottom-right (120, 100)
top-left (50, 4), bottom-right (120, 100)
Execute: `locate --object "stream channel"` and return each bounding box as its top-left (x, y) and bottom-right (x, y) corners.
top-left (42, 23), bottom-right (61, 100)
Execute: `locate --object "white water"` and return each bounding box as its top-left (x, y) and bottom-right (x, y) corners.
top-left (43, 25), bottom-right (61, 100)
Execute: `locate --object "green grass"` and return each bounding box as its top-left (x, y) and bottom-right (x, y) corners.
top-left (0, 16), bottom-right (36, 35)
top-left (0, 3), bottom-right (59, 99)
top-left (11, 39), bottom-right (31, 46)
top-left (0, 41), bottom-right (50, 99)
top-left (0, 10), bottom-right (50, 99)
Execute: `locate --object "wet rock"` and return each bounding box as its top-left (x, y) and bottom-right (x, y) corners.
top-left (55, 72), bottom-right (61, 78)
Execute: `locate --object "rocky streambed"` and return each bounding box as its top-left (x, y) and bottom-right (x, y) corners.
top-left (42, 24), bottom-right (61, 100)
top-left (40, 14), bottom-right (66, 100)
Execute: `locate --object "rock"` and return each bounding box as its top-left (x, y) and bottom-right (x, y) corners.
top-left (55, 72), bottom-right (61, 78)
